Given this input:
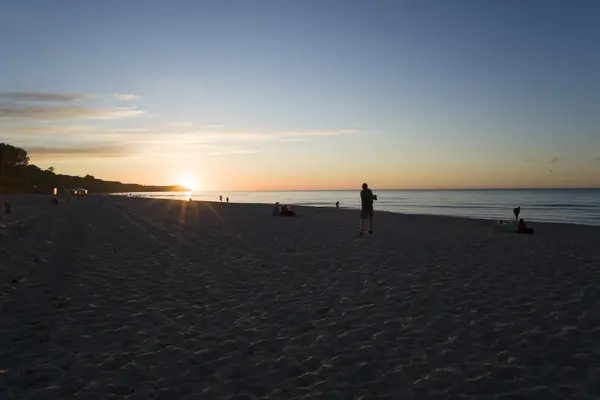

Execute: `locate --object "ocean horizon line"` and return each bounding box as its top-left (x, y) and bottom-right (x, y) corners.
top-left (173, 187), bottom-right (600, 193)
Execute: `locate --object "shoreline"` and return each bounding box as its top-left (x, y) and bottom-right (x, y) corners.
top-left (3, 192), bottom-right (600, 229)
top-left (113, 194), bottom-right (600, 230)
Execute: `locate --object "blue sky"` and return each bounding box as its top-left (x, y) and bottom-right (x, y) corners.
top-left (1, 0), bottom-right (599, 189)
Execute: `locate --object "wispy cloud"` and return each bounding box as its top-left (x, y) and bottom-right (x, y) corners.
top-left (11, 125), bottom-right (150, 134)
top-left (200, 129), bottom-right (357, 142)
top-left (0, 92), bottom-right (92, 102)
top-left (0, 104), bottom-right (144, 121)
top-left (167, 120), bottom-right (194, 128)
top-left (278, 129), bottom-right (357, 138)
top-left (548, 157), bottom-right (561, 164)
top-left (113, 93), bottom-right (141, 101)
top-left (114, 128), bottom-right (150, 133)
top-left (14, 125), bottom-right (102, 134)
top-left (207, 149), bottom-right (258, 156)
top-left (28, 145), bottom-right (135, 158)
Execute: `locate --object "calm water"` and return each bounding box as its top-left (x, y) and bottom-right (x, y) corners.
top-left (119, 189), bottom-right (600, 226)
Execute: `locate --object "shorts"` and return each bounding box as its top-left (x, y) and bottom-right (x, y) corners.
top-left (360, 206), bottom-right (374, 219)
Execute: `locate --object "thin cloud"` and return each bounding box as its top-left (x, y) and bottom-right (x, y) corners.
top-left (28, 145), bottom-right (135, 158)
top-left (167, 120), bottom-right (194, 128)
top-left (207, 149), bottom-right (257, 156)
top-left (0, 92), bottom-right (92, 102)
top-left (14, 125), bottom-right (101, 134)
top-left (201, 129), bottom-right (357, 142)
top-left (0, 104), bottom-right (144, 121)
top-left (12, 125), bottom-right (150, 135)
top-left (113, 128), bottom-right (149, 133)
top-left (278, 129), bottom-right (357, 138)
top-left (548, 157), bottom-right (561, 164)
top-left (113, 93), bottom-right (141, 101)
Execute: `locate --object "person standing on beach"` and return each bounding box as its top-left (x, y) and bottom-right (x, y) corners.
top-left (359, 182), bottom-right (377, 235)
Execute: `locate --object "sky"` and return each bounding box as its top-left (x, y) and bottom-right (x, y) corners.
top-left (1, 0), bottom-right (599, 190)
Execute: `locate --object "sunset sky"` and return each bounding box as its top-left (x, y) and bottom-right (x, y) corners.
top-left (1, 0), bottom-right (599, 190)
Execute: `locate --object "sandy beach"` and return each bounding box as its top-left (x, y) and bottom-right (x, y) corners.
top-left (1, 194), bottom-right (599, 399)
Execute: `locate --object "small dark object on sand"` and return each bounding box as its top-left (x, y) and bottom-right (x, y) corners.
top-left (4, 202), bottom-right (11, 214)
top-left (513, 206), bottom-right (520, 221)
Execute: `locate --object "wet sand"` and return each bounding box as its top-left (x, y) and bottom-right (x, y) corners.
top-left (1, 194), bottom-right (600, 399)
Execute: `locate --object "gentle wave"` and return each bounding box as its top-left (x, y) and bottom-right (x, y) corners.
top-left (115, 189), bottom-right (600, 226)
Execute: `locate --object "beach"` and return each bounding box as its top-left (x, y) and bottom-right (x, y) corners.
top-left (1, 194), bottom-right (600, 399)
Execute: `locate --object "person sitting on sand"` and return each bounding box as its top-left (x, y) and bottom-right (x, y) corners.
top-left (273, 202), bottom-right (295, 216)
top-left (359, 183), bottom-right (377, 234)
top-left (516, 218), bottom-right (534, 234)
top-left (280, 204), bottom-right (295, 217)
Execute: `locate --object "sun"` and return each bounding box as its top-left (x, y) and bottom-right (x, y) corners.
top-left (178, 172), bottom-right (197, 191)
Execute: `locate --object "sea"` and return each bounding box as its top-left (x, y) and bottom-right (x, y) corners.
top-left (119, 189), bottom-right (600, 226)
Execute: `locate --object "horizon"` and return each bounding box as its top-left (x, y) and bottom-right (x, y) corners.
top-left (1, 0), bottom-right (599, 191)
top-left (131, 186), bottom-right (600, 192)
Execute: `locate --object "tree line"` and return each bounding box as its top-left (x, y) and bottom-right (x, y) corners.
top-left (0, 143), bottom-right (187, 194)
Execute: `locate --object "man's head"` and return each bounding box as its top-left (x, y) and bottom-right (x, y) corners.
top-left (362, 183), bottom-right (368, 189)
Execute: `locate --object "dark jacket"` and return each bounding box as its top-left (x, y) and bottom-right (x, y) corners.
top-left (360, 189), bottom-right (374, 207)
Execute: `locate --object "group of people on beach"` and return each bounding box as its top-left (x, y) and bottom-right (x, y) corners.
top-left (274, 182), bottom-right (534, 236)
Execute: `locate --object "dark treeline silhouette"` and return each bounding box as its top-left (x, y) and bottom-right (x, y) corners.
top-left (0, 143), bottom-right (188, 194)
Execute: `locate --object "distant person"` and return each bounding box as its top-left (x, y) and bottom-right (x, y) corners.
top-left (513, 206), bottom-right (521, 222)
top-left (220, 195), bottom-right (222, 202)
top-left (359, 183), bottom-right (377, 235)
top-left (335, 201), bottom-right (340, 209)
top-left (226, 197), bottom-right (229, 203)
top-left (274, 203), bottom-right (295, 216)
top-left (517, 218), bottom-right (534, 234)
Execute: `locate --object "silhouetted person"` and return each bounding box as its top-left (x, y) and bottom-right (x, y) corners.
top-left (335, 201), bottom-right (340, 209)
top-left (513, 206), bottom-right (520, 222)
top-left (359, 183), bottom-right (377, 235)
top-left (220, 195), bottom-right (222, 202)
top-left (226, 197), bottom-right (229, 203)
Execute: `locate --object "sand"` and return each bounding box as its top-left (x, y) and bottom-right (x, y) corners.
top-left (1, 194), bottom-right (599, 399)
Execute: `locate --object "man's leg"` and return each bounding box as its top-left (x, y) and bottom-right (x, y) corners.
top-left (368, 211), bottom-right (374, 233)
top-left (359, 209), bottom-right (366, 233)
